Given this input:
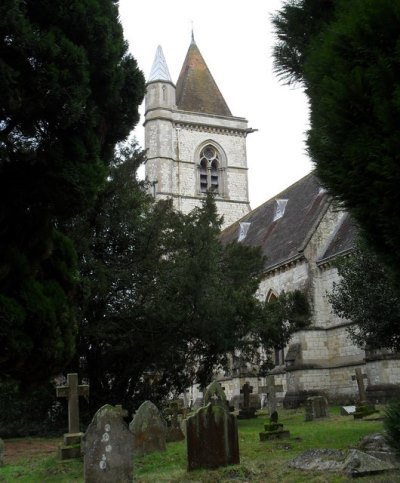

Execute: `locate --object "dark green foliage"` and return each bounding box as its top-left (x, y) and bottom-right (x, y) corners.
top-left (272, 0), bottom-right (336, 85)
top-left (0, 0), bottom-right (145, 384)
top-left (384, 401), bottom-right (400, 458)
top-left (329, 239), bottom-right (400, 352)
top-left (0, 381), bottom-right (68, 437)
top-left (66, 144), bottom-right (266, 413)
top-left (253, 290), bottom-right (311, 371)
top-left (272, 0), bottom-right (400, 284)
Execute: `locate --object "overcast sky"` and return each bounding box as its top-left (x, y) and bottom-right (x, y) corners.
top-left (118, 0), bottom-right (312, 210)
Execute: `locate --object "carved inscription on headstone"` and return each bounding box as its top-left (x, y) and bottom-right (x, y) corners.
top-left (83, 404), bottom-right (134, 483)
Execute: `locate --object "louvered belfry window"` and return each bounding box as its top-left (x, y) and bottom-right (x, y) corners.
top-left (199, 145), bottom-right (219, 193)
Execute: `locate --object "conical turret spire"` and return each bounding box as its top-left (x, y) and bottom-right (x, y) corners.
top-left (176, 40), bottom-right (232, 116)
top-left (148, 45), bottom-right (172, 83)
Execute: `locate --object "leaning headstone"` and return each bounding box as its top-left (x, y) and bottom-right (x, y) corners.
top-left (186, 403), bottom-right (240, 470)
top-left (129, 401), bottom-right (166, 456)
top-left (164, 400), bottom-right (185, 442)
top-left (56, 373), bottom-right (89, 459)
top-left (0, 438), bottom-right (4, 466)
top-left (305, 396), bottom-right (329, 422)
top-left (237, 382), bottom-right (257, 419)
top-left (83, 404), bottom-right (134, 483)
top-left (259, 410), bottom-right (290, 441)
top-left (351, 369), bottom-right (377, 419)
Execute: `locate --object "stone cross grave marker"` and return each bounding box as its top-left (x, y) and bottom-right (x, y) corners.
top-left (240, 382), bottom-right (253, 410)
top-left (265, 375), bottom-right (283, 416)
top-left (129, 401), bottom-right (166, 456)
top-left (56, 373), bottom-right (89, 459)
top-left (83, 404), bottom-right (134, 483)
top-left (238, 382), bottom-right (257, 419)
top-left (164, 400), bottom-right (185, 442)
top-left (56, 373), bottom-right (89, 434)
top-left (352, 368), bottom-right (368, 403)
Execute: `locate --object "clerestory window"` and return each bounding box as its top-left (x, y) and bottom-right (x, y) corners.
top-left (199, 145), bottom-right (220, 193)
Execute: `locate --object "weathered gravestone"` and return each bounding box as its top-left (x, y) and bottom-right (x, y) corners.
top-left (83, 404), bottom-right (133, 483)
top-left (351, 369), bottom-right (377, 419)
top-left (204, 380), bottom-right (230, 411)
top-left (305, 396), bottom-right (329, 422)
top-left (56, 373), bottom-right (89, 459)
top-left (164, 400), bottom-right (185, 442)
top-left (186, 382), bottom-right (240, 471)
top-left (129, 401), bottom-right (166, 456)
top-left (237, 382), bottom-right (257, 419)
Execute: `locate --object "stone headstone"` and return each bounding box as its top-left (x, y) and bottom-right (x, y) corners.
top-left (83, 404), bottom-right (134, 483)
top-left (204, 380), bottom-right (228, 409)
top-left (305, 396), bottom-right (328, 422)
top-left (186, 403), bottom-right (239, 470)
top-left (56, 372), bottom-right (89, 459)
top-left (129, 401), bottom-right (166, 456)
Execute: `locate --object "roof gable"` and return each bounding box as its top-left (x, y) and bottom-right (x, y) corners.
top-left (176, 40), bottom-right (232, 117)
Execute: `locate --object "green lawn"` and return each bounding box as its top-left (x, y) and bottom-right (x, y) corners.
top-left (1, 407), bottom-right (399, 483)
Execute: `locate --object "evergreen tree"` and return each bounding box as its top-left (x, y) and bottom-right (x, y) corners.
top-left (272, 0), bottom-right (400, 283)
top-left (67, 144), bottom-right (267, 411)
top-left (329, 239), bottom-right (400, 352)
top-left (0, 0), bottom-right (145, 384)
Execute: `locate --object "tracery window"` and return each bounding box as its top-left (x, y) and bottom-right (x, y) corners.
top-left (199, 145), bottom-right (220, 193)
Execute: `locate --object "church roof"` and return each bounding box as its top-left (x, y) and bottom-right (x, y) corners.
top-left (176, 38), bottom-right (232, 116)
top-left (148, 45), bottom-right (173, 83)
top-left (221, 173), bottom-right (332, 272)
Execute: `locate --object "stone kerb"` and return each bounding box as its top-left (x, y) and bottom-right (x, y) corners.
top-left (82, 404), bottom-right (134, 483)
top-left (186, 403), bottom-right (240, 471)
top-left (129, 401), bottom-right (166, 457)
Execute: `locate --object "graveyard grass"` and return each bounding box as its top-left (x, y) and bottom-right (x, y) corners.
top-left (1, 407), bottom-right (399, 482)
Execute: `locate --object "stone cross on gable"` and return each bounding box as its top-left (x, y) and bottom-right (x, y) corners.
top-left (56, 373), bottom-right (89, 434)
top-left (240, 382), bottom-right (253, 409)
top-left (265, 375), bottom-right (284, 415)
top-left (352, 368), bottom-right (368, 403)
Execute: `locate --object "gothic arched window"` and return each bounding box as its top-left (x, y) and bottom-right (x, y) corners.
top-left (199, 145), bottom-right (220, 193)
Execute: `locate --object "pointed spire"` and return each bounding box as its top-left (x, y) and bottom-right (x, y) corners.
top-left (176, 40), bottom-right (232, 116)
top-left (148, 45), bottom-right (172, 83)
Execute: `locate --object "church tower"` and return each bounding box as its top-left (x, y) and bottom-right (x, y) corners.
top-left (144, 36), bottom-right (252, 227)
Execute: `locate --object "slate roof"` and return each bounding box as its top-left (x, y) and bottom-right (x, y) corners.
top-left (221, 173), bottom-right (332, 272)
top-left (176, 39), bottom-right (232, 116)
top-left (318, 213), bottom-right (357, 264)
